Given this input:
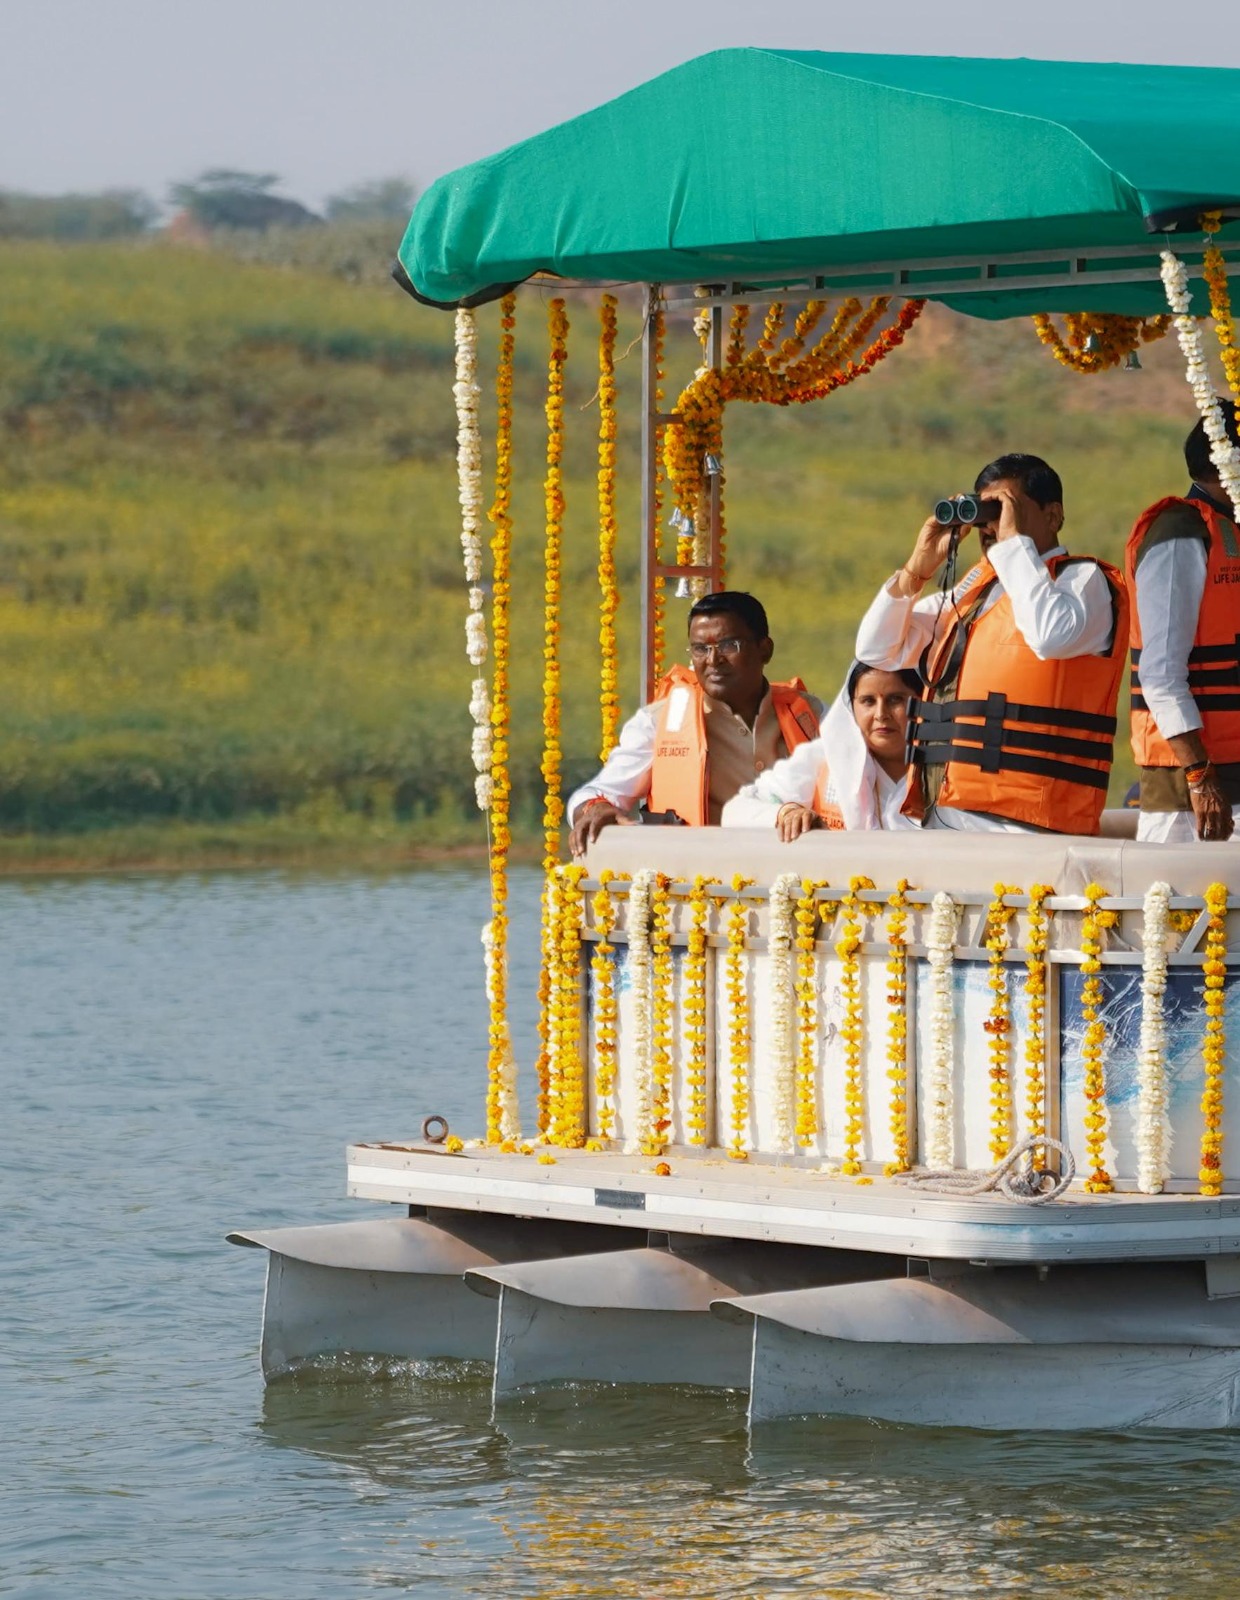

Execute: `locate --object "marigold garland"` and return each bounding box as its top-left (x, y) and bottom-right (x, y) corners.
top-left (1080, 882), bottom-right (1119, 1193)
top-left (1031, 311), bottom-right (1170, 374)
top-left (1203, 215), bottom-right (1240, 433)
top-left (664, 297), bottom-right (925, 524)
top-left (768, 872), bottom-right (800, 1154)
top-left (650, 304), bottom-right (668, 678)
top-left (1136, 880), bottom-right (1173, 1194)
top-left (597, 295), bottom-right (621, 760)
top-left (984, 884), bottom-right (1020, 1162)
top-left (794, 879), bottom-right (823, 1149)
top-left (836, 877), bottom-right (873, 1177)
top-left (725, 303), bottom-right (751, 367)
top-left (1023, 883), bottom-right (1052, 1166)
top-left (925, 891), bottom-right (960, 1169)
top-left (646, 873), bottom-right (675, 1156)
top-left (1161, 247), bottom-right (1240, 517)
top-left (684, 875), bottom-right (716, 1147)
top-left (883, 880), bottom-right (911, 1176)
top-left (1199, 881), bottom-right (1229, 1197)
top-left (533, 299), bottom-right (570, 1132)
top-left (587, 869), bottom-right (621, 1149)
top-left (626, 869), bottom-right (656, 1154)
top-left (550, 864), bottom-right (589, 1148)
top-left (484, 292), bottom-right (518, 1145)
top-left (725, 875), bottom-right (754, 1161)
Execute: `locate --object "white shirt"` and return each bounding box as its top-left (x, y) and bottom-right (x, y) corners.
top-left (854, 537), bottom-right (1117, 834)
top-left (722, 740), bottom-right (913, 830)
top-left (1132, 535), bottom-right (1208, 741)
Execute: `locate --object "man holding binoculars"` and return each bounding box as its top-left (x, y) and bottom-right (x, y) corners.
top-left (855, 452), bottom-right (1129, 834)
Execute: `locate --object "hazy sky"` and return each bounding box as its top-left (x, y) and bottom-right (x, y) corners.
top-left (6, 0), bottom-right (1240, 211)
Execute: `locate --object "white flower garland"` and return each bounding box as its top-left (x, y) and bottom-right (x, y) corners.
top-left (768, 872), bottom-right (800, 1154)
top-left (454, 307), bottom-right (492, 811)
top-left (625, 869), bottom-right (656, 1154)
top-left (925, 891), bottom-right (960, 1169)
top-left (481, 918), bottom-right (519, 1141)
top-left (1160, 250), bottom-right (1240, 518)
top-left (1136, 880), bottom-right (1173, 1193)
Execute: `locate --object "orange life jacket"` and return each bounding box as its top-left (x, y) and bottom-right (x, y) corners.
top-left (649, 664), bottom-right (820, 825)
top-left (1126, 495), bottom-right (1240, 768)
top-left (905, 554), bottom-right (1128, 835)
top-left (810, 759), bottom-right (846, 829)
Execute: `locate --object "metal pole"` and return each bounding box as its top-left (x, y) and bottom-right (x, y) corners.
top-left (639, 284), bottom-right (661, 704)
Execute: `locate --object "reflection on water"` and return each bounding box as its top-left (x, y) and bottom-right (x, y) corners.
top-left (6, 865), bottom-right (1240, 1597)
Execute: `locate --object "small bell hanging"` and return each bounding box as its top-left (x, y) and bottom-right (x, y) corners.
top-left (1084, 332), bottom-right (1102, 354)
top-left (1124, 349), bottom-right (1142, 371)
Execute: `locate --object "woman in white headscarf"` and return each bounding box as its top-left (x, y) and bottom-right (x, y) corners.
top-left (721, 662), bottom-right (922, 838)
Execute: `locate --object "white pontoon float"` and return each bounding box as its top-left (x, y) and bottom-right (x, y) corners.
top-left (232, 50), bottom-right (1240, 1429)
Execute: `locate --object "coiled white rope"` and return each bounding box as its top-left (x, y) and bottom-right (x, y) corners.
top-left (897, 1134), bottom-right (1076, 1205)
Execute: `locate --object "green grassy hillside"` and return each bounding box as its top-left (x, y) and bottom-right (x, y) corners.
top-left (0, 240), bottom-right (1213, 865)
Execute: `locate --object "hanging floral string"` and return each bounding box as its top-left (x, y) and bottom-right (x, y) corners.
top-left (452, 307), bottom-right (492, 812)
top-left (769, 872), bottom-right (800, 1154)
top-left (1080, 882), bottom-right (1118, 1193)
top-left (1202, 214), bottom-right (1240, 419)
top-left (547, 864), bottom-right (588, 1148)
top-left (883, 881), bottom-right (911, 1175)
top-left (533, 298), bottom-right (570, 1133)
top-left (483, 292), bottom-right (518, 1146)
top-left (984, 884), bottom-right (1020, 1161)
top-left (1031, 311), bottom-right (1170, 373)
top-left (925, 891), bottom-right (960, 1169)
top-left (725, 303), bottom-right (751, 367)
top-left (793, 879), bottom-right (823, 1149)
top-left (1023, 884), bottom-right (1053, 1165)
top-left (837, 877), bottom-right (873, 1177)
top-left (1200, 881), bottom-right (1229, 1197)
top-left (647, 873), bottom-right (676, 1156)
top-left (726, 876), bottom-right (754, 1161)
top-left (587, 870), bottom-right (622, 1150)
top-left (650, 304), bottom-right (668, 679)
top-left (626, 869), bottom-right (656, 1155)
top-left (1136, 879), bottom-right (1173, 1194)
top-left (597, 294), bottom-right (622, 760)
top-left (1161, 247), bottom-right (1240, 516)
top-left (684, 876), bottom-right (715, 1147)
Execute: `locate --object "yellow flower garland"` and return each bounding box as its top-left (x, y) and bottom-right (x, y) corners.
top-left (1080, 882), bottom-right (1119, 1193)
top-left (1199, 881), bottom-right (1229, 1197)
top-left (683, 875), bottom-right (715, 1146)
top-left (984, 883), bottom-right (1020, 1162)
top-left (883, 880), bottom-right (911, 1176)
top-left (646, 873), bottom-right (675, 1156)
top-left (1202, 215), bottom-right (1240, 425)
top-left (726, 875), bottom-right (753, 1161)
top-left (547, 864), bottom-right (587, 1148)
top-left (725, 303), bottom-right (751, 367)
top-left (587, 870), bottom-right (622, 1150)
top-left (651, 305), bottom-right (668, 679)
top-left (837, 876), bottom-right (873, 1178)
top-left (534, 299), bottom-right (570, 1133)
top-left (1032, 311), bottom-right (1171, 373)
top-left (597, 295), bottom-right (621, 760)
top-left (1023, 883), bottom-right (1053, 1163)
top-left (794, 878), bottom-right (823, 1148)
top-left (484, 291), bottom-right (517, 1145)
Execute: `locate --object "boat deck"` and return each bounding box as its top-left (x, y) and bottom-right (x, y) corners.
top-left (347, 1142), bottom-right (1240, 1263)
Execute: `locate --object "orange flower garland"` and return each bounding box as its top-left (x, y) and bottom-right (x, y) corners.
top-left (794, 879), bottom-right (822, 1149)
top-left (548, 864), bottom-right (588, 1148)
top-left (587, 870), bottom-right (622, 1150)
top-left (1199, 881), bottom-right (1229, 1197)
top-left (983, 884), bottom-right (1020, 1162)
top-left (1023, 884), bottom-right (1053, 1164)
top-left (650, 304), bottom-right (668, 678)
top-left (725, 303), bottom-right (751, 367)
top-left (484, 291), bottom-right (518, 1144)
top-left (683, 875), bottom-right (715, 1146)
top-left (534, 298), bottom-right (570, 1134)
top-left (883, 880), bottom-right (911, 1176)
top-left (1202, 215), bottom-right (1240, 425)
top-left (726, 876), bottom-right (754, 1161)
top-left (837, 876), bottom-right (873, 1178)
top-left (646, 873), bottom-right (675, 1157)
top-left (597, 295), bottom-right (621, 760)
top-left (1080, 882), bottom-right (1119, 1193)
top-left (1031, 311), bottom-right (1171, 374)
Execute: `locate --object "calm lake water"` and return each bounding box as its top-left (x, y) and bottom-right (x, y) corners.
top-left (5, 863), bottom-right (1240, 1598)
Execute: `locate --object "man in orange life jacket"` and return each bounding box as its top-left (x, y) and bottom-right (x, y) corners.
top-left (1127, 409), bottom-right (1240, 844)
top-left (568, 591), bottom-right (823, 855)
top-left (855, 452), bottom-right (1128, 835)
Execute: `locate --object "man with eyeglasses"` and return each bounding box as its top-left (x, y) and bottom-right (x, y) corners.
top-left (569, 591), bottom-right (823, 855)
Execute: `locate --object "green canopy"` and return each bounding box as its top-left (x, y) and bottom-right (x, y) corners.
top-left (396, 48), bottom-right (1240, 317)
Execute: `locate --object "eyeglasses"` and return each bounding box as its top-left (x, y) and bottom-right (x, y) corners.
top-left (688, 637), bottom-right (746, 662)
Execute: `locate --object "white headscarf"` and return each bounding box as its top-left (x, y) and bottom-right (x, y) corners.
top-left (817, 661), bottom-right (910, 831)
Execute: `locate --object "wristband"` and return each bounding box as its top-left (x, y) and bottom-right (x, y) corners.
top-left (1185, 761), bottom-right (1215, 788)
top-left (578, 795), bottom-right (614, 814)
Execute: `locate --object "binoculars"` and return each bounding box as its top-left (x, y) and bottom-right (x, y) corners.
top-left (933, 494), bottom-right (1002, 527)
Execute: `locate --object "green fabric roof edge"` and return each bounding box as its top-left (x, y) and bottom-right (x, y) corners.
top-left (396, 47), bottom-right (1240, 317)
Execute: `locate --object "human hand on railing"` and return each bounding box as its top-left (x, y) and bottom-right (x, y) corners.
top-left (1189, 770), bottom-right (1235, 842)
top-left (570, 798), bottom-right (625, 857)
top-left (776, 802), bottom-right (819, 843)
